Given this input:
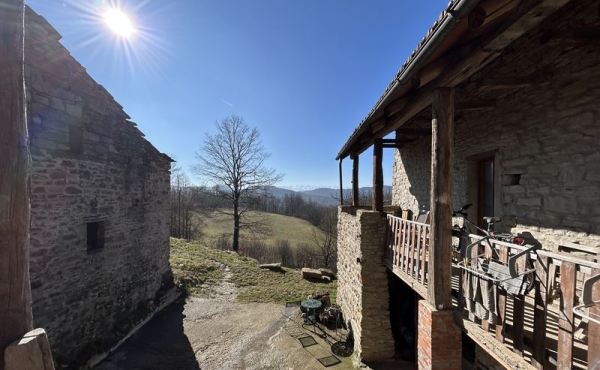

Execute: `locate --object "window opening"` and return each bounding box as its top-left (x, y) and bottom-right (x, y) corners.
top-left (87, 221), bottom-right (105, 251)
top-left (477, 157), bottom-right (495, 229)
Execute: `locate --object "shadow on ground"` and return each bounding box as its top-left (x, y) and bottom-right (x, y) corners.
top-left (94, 298), bottom-right (201, 370)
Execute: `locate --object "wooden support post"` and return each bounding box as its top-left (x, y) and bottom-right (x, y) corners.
top-left (589, 267), bottom-right (600, 367)
top-left (428, 88), bottom-right (454, 310)
top-left (4, 329), bottom-right (54, 370)
top-left (496, 246), bottom-right (508, 342)
top-left (532, 255), bottom-right (549, 370)
top-left (0, 1), bottom-right (32, 369)
top-left (557, 262), bottom-right (576, 370)
top-left (338, 159), bottom-right (343, 206)
top-left (352, 155), bottom-right (359, 206)
top-left (372, 138), bottom-right (383, 212)
top-left (512, 256), bottom-right (527, 355)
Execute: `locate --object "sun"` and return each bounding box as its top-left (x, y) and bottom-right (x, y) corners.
top-left (104, 8), bottom-right (135, 38)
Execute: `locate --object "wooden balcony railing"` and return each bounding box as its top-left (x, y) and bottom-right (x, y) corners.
top-left (385, 215), bottom-right (598, 369)
top-left (385, 215), bottom-right (431, 296)
top-left (456, 235), bottom-right (597, 369)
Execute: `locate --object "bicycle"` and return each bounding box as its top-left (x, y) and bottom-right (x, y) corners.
top-left (451, 203), bottom-right (536, 295)
top-left (451, 203), bottom-right (524, 247)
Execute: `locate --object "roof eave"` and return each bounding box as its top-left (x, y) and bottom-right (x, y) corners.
top-left (336, 0), bottom-right (482, 160)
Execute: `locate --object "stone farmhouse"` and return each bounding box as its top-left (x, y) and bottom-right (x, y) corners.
top-left (336, 0), bottom-right (599, 369)
top-left (24, 7), bottom-right (173, 369)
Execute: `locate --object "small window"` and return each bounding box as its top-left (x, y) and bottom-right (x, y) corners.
top-left (87, 221), bottom-right (105, 251)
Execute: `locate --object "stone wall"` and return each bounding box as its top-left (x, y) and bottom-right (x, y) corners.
top-left (25, 8), bottom-right (173, 369)
top-left (392, 0), bottom-right (600, 251)
top-left (337, 207), bottom-right (394, 362)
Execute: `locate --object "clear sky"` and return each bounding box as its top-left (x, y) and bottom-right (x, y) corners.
top-left (26, 0), bottom-right (449, 190)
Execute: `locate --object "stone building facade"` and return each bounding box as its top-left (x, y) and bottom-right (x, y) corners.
top-left (336, 0), bottom-right (599, 368)
top-left (25, 8), bottom-right (173, 369)
top-left (391, 0), bottom-right (600, 251)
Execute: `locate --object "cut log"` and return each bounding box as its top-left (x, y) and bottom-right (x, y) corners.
top-left (302, 268), bottom-right (323, 280)
top-left (258, 263), bottom-right (284, 272)
top-left (319, 268), bottom-right (337, 279)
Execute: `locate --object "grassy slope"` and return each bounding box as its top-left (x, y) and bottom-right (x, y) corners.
top-left (170, 238), bottom-right (336, 304)
top-left (198, 210), bottom-right (323, 248)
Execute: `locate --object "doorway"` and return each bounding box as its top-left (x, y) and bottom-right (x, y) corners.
top-left (466, 153), bottom-right (497, 230)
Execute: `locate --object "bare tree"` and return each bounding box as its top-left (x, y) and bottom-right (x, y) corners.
top-left (311, 208), bottom-right (338, 270)
top-left (192, 115), bottom-right (282, 252)
top-left (170, 164), bottom-right (203, 240)
top-left (299, 208), bottom-right (338, 270)
top-left (275, 239), bottom-right (293, 266)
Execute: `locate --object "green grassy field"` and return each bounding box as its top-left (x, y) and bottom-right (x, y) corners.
top-left (196, 210), bottom-right (324, 249)
top-left (170, 238), bottom-right (337, 304)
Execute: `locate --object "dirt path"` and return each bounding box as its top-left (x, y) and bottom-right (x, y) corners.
top-left (94, 263), bottom-right (355, 370)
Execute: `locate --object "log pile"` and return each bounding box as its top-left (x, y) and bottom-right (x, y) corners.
top-left (301, 268), bottom-right (337, 281)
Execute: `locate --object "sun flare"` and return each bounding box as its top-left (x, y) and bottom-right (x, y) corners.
top-left (104, 8), bottom-right (135, 38)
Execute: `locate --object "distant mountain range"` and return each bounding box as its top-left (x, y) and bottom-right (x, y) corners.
top-left (266, 186), bottom-right (392, 206)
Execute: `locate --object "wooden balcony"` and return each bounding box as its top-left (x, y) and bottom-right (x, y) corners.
top-left (385, 215), bottom-right (431, 298)
top-left (385, 214), bottom-right (599, 369)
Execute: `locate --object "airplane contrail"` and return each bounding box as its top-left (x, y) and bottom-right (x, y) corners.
top-left (219, 99), bottom-right (233, 107)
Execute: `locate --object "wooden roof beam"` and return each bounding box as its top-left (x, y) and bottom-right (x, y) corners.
top-left (541, 28), bottom-right (600, 47)
top-left (383, 0), bottom-right (571, 132)
top-left (382, 139), bottom-right (415, 149)
top-left (344, 0), bottom-right (570, 158)
top-left (411, 0), bottom-right (519, 92)
top-left (455, 99), bottom-right (496, 111)
top-left (369, 119), bottom-right (385, 134)
top-left (472, 0), bottom-right (521, 30)
top-left (478, 76), bottom-right (550, 90)
top-left (395, 128), bottom-right (432, 136)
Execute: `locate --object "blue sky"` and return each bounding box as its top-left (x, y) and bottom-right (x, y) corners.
top-left (26, 0), bottom-right (449, 190)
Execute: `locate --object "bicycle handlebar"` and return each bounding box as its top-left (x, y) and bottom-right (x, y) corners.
top-left (452, 203), bottom-right (472, 217)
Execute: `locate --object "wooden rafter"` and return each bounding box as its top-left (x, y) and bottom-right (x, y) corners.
top-left (541, 28), bottom-right (600, 47)
top-left (455, 99), bottom-right (496, 111)
top-left (395, 128), bottom-right (432, 135)
top-left (382, 141), bottom-right (414, 149)
top-left (478, 76), bottom-right (550, 90)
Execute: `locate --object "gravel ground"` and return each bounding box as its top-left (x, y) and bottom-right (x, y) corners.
top-left (94, 266), bottom-right (355, 370)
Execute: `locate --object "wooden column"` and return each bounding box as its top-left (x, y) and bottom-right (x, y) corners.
top-left (428, 88), bottom-right (454, 310)
top-left (338, 159), bottom-right (343, 206)
top-left (372, 138), bottom-right (383, 212)
top-left (0, 1), bottom-right (32, 368)
top-left (588, 267), bottom-right (600, 367)
top-left (351, 155), bottom-right (359, 206)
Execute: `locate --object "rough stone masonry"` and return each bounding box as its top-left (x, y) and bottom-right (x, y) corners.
top-left (336, 207), bottom-right (395, 362)
top-left (23, 7), bottom-right (173, 369)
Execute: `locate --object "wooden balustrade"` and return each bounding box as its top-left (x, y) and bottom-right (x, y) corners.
top-left (386, 215), bottom-right (431, 295)
top-left (385, 222), bottom-right (598, 369)
top-left (462, 235), bottom-right (598, 369)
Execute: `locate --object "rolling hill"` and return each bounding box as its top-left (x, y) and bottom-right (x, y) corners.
top-left (198, 210), bottom-right (324, 249)
top-left (264, 185), bottom-right (392, 206)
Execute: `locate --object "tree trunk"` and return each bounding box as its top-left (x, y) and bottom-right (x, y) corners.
top-left (0, 1), bottom-right (32, 368)
top-left (232, 195), bottom-right (240, 252)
